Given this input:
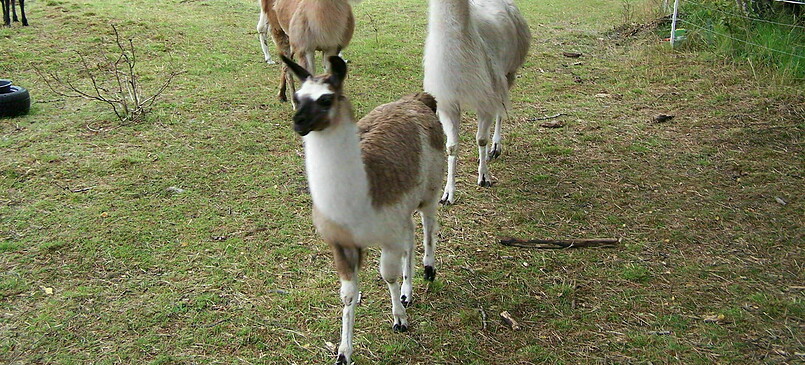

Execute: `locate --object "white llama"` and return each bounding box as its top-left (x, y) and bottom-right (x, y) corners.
top-left (424, 0), bottom-right (531, 204)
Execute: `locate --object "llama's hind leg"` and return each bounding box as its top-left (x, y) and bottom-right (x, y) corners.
top-left (10, 0), bottom-right (16, 22)
top-left (400, 220), bottom-right (415, 307)
top-left (489, 114), bottom-right (503, 160)
top-left (322, 49), bottom-right (340, 73)
top-left (298, 50), bottom-right (316, 75)
top-left (420, 204), bottom-right (439, 281)
top-left (438, 104), bottom-right (461, 204)
top-left (476, 111), bottom-right (495, 187)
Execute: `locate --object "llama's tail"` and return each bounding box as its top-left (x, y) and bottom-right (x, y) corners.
top-left (411, 92), bottom-right (437, 113)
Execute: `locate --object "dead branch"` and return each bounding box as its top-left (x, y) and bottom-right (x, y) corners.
top-left (500, 237), bottom-right (619, 249)
top-left (480, 306), bottom-right (488, 331)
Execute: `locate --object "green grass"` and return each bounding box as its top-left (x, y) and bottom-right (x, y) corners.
top-left (1, 0), bottom-right (803, 363)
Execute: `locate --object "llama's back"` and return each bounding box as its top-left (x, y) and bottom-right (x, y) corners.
top-left (472, 0), bottom-right (531, 77)
top-left (276, 0), bottom-right (354, 52)
top-left (424, 0), bottom-right (530, 114)
top-left (357, 93), bottom-right (445, 210)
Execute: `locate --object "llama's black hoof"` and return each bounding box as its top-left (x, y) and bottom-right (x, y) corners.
top-left (488, 146), bottom-right (502, 160)
top-left (424, 266), bottom-right (436, 281)
top-left (393, 323), bottom-right (408, 333)
top-left (336, 354), bottom-right (348, 365)
top-left (401, 295), bottom-right (411, 307)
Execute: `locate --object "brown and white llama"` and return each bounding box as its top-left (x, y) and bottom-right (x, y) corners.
top-left (260, 0), bottom-right (355, 104)
top-left (281, 55), bottom-right (445, 364)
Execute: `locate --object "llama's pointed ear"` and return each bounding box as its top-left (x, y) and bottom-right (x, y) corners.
top-left (328, 56), bottom-right (348, 89)
top-left (280, 55), bottom-right (311, 81)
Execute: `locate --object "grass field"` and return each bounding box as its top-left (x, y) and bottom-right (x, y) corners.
top-left (1, 0), bottom-right (803, 363)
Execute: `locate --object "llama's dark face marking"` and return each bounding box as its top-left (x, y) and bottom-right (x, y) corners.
top-left (280, 55), bottom-right (348, 136)
top-left (292, 78), bottom-right (336, 136)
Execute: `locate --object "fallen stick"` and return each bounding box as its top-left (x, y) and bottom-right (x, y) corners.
top-left (480, 306), bottom-right (488, 331)
top-left (528, 113), bottom-right (565, 121)
top-left (500, 237), bottom-right (619, 249)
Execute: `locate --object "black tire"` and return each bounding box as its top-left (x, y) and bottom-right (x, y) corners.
top-left (0, 85), bottom-right (31, 118)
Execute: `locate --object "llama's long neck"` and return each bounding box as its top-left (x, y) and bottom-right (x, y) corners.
top-left (427, 0), bottom-right (471, 35)
top-left (303, 100), bottom-right (372, 221)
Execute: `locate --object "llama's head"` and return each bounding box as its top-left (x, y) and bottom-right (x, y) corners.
top-left (281, 55), bottom-right (348, 136)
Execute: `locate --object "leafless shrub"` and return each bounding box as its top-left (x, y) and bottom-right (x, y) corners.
top-left (35, 25), bottom-right (184, 124)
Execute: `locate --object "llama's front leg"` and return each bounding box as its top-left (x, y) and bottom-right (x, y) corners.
top-left (11, 0), bottom-right (16, 22)
top-left (257, 12), bottom-right (275, 64)
top-left (337, 275), bottom-right (359, 365)
top-left (438, 105), bottom-right (461, 204)
top-left (420, 205), bottom-right (439, 281)
top-left (380, 247), bottom-right (408, 332)
top-left (332, 245), bottom-right (362, 365)
top-left (476, 112), bottom-right (495, 187)
top-left (489, 114), bottom-right (503, 160)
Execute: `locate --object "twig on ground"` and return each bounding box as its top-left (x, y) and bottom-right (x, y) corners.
top-left (51, 182), bottom-right (94, 193)
top-left (480, 306), bottom-right (488, 331)
top-left (71, 186), bottom-right (95, 193)
top-left (500, 237), bottom-right (619, 249)
top-left (528, 113), bottom-right (565, 121)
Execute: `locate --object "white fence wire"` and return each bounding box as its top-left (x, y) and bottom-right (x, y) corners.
top-left (669, 0), bottom-right (804, 60)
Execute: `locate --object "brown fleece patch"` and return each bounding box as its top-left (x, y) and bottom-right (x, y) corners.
top-left (313, 207), bottom-right (362, 280)
top-left (358, 95), bottom-right (443, 208)
top-left (330, 244), bottom-right (363, 280)
top-left (313, 206), bottom-right (354, 246)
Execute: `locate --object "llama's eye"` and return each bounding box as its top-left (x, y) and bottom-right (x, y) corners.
top-left (317, 94), bottom-right (334, 108)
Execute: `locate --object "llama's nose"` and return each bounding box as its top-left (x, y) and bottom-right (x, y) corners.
top-left (292, 101), bottom-right (315, 136)
top-left (293, 122), bottom-right (312, 136)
